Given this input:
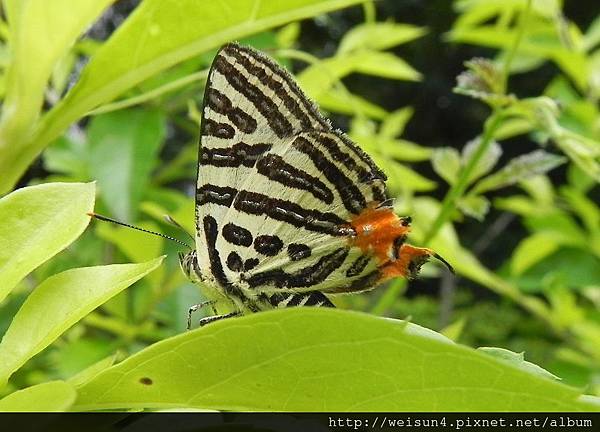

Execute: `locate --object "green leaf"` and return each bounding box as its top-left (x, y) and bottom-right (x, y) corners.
top-left (338, 22), bottom-right (426, 53)
top-left (0, 1), bottom-right (112, 182)
top-left (317, 88), bottom-right (389, 119)
top-left (0, 381), bottom-right (76, 412)
top-left (432, 147), bottom-right (461, 185)
top-left (0, 182), bottom-right (95, 303)
top-left (0, 256), bottom-right (164, 386)
top-left (89, 109), bottom-right (166, 222)
top-left (0, 0), bottom-right (366, 194)
top-left (561, 187), bottom-right (600, 235)
top-left (457, 194), bottom-right (490, 221)
top-left (381, 161), bottom-right (437, 192)
top-left (380, 107), bottom-right (414, 138)
top-left (298, 50), bottom-right (420, 102)
top-left (478, 347), bottom-right (561, 381)
top-left (73, 309), bottom-right (596, 411)
top-left (43, 136), bottom-right (89, 179)
top-left (378, 139), bottom-right (433, 162)
top-left (352, 50), bottom-right (421, 81)
top-left (96, 223), bottom-right (164, 264)
top-left (552, 133), bottom-right (600, 183)
top-left (461, 137), bottom-right (502, 185)
top-left (68, 353), bottom-right (118, 387)
top-left (510, 232), bottom-right (560, 276)
top-left (472, 150), bottom-right (567, 195)
top-left (440, 318), bottom-right (466, 342)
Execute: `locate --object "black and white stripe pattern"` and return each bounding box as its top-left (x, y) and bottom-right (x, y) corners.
top-left (189, 43), bottom-right (388, 315)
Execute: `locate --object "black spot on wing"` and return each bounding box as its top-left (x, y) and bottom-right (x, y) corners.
top-left (201, 142), bottom-right (271, 168)
top-left (203, 118), bottom-right (235, 139)
top-left (203, 215), bottom-right (245, 299)
top-left (222, 222), bottom-right (253, 247)
top-left (196, 185), bottom-right (236, 207)
top-left (254, 235), bottom-right (283, 256)
top-left (226, 251), bottom-right (244, 272)
top-left (287, 243), bottom-right (311, 261)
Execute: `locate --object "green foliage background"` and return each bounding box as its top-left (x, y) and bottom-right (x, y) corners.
top-left (0, 0), bottom-right (599, 411)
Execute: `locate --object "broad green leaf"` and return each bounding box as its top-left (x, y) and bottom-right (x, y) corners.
top-left (276, 22), bottom-right (301, 48)
top-left (552, 133), bottom-right (600, 183)
top-left (297, 57), bottom-right (348, 99)
top-left (461, 138), bottom-right (502, 185)
top-left (432, 147), bottom-right (461, 185)
top-left (440, 318), bottom-right (466, 342)
top-left (0, 0), bottom-right (366, 194)
top-left (449, 25), bottom-right (589, 91)
top-left (338, 22), bottom-right (426, 53)
top-left (0, 0), bottom-right (112, 182)
top-left (43, 136), bottom-right (89, 179)
top-left (0, 381), bottom-right (76, 412)
top-left (89, 109), bottom-right (166, 222)
top-left (561, 187), bottom-right (600, 235)
top-left (511, 232), bottom-right (560, 276)
top-left (0, 256), bottom-right (164, 386)
top-left (96, 223), bottom-right (163, 264)
top-left (317, 88), bottom-right (389, 119)
top-left (299, 51), bottom-right (420, 101)
top-left (453, 1), bottom-right (560, 28)
top-left (583, 14), bottom-right (600, 51)
top-left (380, 107), bottom-right (413, 138)
top-left (381, 161), bottom-right (436, 192)
top-left (472, 150), bottom-right (567, 195)
top-left (73, 309), bottom-right (597, 411)
top-left (352, 51), bottom-right (421, 81)
top-left (457, 194), bottom-right (490, 221)
top-left (378, 139), bottom-right (432, 162)
top-left (68, 353), bottom-right (118, 387)
top-left (0, 182), bottom-right (95, 303)
top-left (478, 347), bottom-right (561, 381)
top-left (519, 175), bottom-right (555, 205)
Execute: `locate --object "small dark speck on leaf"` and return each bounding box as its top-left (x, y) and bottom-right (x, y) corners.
top-left (139, 377), bottom-right (153, 385)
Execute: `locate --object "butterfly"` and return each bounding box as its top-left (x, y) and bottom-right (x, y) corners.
top-left (176, 43), bottom-right (453, 327)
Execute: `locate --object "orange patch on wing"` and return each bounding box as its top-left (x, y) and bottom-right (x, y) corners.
top-left (349, 206), bottom-right (410, 262)
top-left (381, 244), bottom-right (434, 280)
top-left (348, 206), bottom-right (441, 281)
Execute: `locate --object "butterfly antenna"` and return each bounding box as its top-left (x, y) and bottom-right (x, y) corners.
top-left (163, 215), bottom-right (195, 242)
top-left (433, 253), bottom-right (455, 274)
top-left (88, 212), bottom-right (192, 249)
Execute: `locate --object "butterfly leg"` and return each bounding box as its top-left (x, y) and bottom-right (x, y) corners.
top-left (198, 311), bottom-right (241, 327)
top-left (187, 300), bottom-right (218, 330)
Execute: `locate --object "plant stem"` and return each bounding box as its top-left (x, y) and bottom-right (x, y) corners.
top-left (499, 0), bottom-right (531, 94)
top-left (423, 109), bottom-right (504, 245)
top-left (423, 0), bottom-right (531, 246)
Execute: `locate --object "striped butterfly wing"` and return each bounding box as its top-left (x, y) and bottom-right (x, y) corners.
top-left (196, 43), bottom-right (393, 311)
